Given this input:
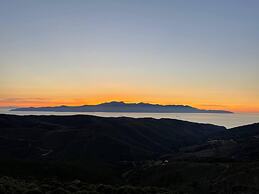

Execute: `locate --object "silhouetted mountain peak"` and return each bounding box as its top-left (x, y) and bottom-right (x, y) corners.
top-left (99, 101), bottom-right (126, 106)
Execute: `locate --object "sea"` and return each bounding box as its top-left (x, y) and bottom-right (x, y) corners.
top-left (0, 108), bottom-right (258, 128)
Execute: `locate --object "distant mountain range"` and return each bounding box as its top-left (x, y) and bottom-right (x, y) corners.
top-left (11, 101), bottom-right (232, 113)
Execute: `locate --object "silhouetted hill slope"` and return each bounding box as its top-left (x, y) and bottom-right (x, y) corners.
top-left (121, 123), bottom-right (259, 193)
top-left (229, 123), bottom-right (259, 139)
top-left (0, 114), bottom-right (226, 162)
top-left (166, 123), bottom-right (259, 161)
top-left (11, 101), bottom-right (232, 113)
top-left (0, 115), bottom-right (259, 193)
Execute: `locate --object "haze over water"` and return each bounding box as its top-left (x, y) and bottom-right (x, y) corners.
top-left (1, 108), bottom-right (258, 128)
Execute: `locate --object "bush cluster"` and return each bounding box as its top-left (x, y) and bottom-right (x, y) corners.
top-left (0, 176), bottom-right (170, 194)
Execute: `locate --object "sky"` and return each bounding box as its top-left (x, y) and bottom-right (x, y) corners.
top-left (0, 0), bottom-right (259, 112)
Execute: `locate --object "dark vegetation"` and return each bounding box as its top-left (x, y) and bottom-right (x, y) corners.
top-left (0, 114), bottom-right (259, 193)
top-left (0, 176), bottom-right (170, 194)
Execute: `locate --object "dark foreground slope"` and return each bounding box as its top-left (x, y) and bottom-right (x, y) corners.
top-left (127, 122), bottom-right (259, 193)
top-left (0, 114), bottom-right (225, 162)
top-left (0, 114), bottom-right (259, 194)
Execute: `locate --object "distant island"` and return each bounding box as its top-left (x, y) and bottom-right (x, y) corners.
top-left (11, 101), bottom-right (233, 113)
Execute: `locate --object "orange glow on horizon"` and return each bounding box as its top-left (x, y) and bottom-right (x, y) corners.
top-left (0, 97), bottom-right (259, 113)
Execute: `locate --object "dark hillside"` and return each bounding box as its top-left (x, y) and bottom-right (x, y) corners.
top-left (1, 114), bottom-right (259, 193)
top-left (0, 114), bottom-right (225, 162)
top-left (229, 123), bottom-right (259, 139)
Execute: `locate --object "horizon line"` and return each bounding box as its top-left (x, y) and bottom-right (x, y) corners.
top-left (1, 100), bottom-right (258, 113)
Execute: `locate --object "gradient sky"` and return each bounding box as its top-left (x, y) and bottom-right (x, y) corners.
top-left (0, 0), bottom-right (259, 112)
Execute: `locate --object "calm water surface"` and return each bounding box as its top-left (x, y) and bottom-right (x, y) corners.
top-left (0, 108), bottom-right (258, 128)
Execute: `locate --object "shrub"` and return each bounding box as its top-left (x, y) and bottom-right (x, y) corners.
top-left (48, 187), bottom-right (70, 194)
top-left (24, 188), bottom-right (43, 194)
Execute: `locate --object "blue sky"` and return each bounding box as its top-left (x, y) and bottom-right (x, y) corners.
top-left (0, 0), bottom-right (259, 111)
